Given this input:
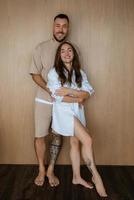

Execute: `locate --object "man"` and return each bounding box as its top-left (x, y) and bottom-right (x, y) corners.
top-left (30, 14), bottom-right (93, 188)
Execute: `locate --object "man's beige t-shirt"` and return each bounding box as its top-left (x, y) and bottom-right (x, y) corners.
top-left (30, 38), bottom-right (60, 102)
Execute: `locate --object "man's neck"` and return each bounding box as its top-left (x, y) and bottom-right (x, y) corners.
top-left (53, 36), bottom-right (67, 43)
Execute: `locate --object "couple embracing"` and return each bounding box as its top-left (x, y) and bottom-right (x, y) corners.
top-left (30, 14), bottom-right (107, 198)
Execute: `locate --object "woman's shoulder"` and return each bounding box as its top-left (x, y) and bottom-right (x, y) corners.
top-left (48, 67), bottom-right (57, 75)
top-left (48, 68), bottom-right (58, 79)
top-left (80, 69), bottom-right (87, 77)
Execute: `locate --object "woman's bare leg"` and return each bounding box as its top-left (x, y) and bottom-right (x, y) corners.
top-left (74, 117), bottom-right (107, 197)
top-left (70, 136), bottom-right (93, 189)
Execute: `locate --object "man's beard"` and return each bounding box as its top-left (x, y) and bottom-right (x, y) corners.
top-left (53, 34), bottom-right (67, 42)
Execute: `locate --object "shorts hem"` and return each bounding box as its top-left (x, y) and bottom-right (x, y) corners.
top-left (34, 133), bottom-right (49, 138)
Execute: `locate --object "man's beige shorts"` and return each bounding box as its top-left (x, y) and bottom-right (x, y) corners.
top-left (34, 101), bottom-right (52, 138)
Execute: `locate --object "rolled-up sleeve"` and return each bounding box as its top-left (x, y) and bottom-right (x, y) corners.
top-left (81, 70), bottom-right (95, 95)
top-left (47, 69), bottom-right (64, 102)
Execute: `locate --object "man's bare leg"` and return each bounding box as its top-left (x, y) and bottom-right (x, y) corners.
top-left (34, 137), bottom-right (46, 186)
top-left (47, 133), bottom-right (63, 187)
top-left (70, 136), bottom-right (93, 189)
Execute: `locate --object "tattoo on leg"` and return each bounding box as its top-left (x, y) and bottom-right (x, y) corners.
top-left (49, 133), bottom-right (63, 166)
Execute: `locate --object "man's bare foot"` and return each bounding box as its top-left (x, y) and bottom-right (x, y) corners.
top-left (34, 169), bottom-right (45, 186)
top-left (92, 175), bottom-right (108, 197)
top-left (46, 171), bottom-right (59, 187)
top-left (72, 177), bottom-right (93, 189)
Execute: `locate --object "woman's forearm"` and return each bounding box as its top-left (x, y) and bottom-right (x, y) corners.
top-left (55, 87), bottom-right (89, 100)
top-left (69, 89), bottom-right (89, 100)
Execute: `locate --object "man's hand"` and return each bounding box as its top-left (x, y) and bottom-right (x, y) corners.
top-left (55, 87), bottom-right (71, 96)
top-left (77, 97), bottom-right (85, 106)
top-left (45, 87), bottom-right (52, 96)
top-left (31, 74), bottom-right (51, 96)
top-left (51, 96), bottom-right (56, 102)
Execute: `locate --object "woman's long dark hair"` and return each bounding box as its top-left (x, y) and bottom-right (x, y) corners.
top-left (54, 41), bottom-right (82, 87)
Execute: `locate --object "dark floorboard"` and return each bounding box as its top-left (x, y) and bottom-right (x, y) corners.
top-left (0, 165), bottom-right (134, 200)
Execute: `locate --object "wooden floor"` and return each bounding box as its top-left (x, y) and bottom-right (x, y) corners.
top-left (0, 165), bottom-right (134, 200)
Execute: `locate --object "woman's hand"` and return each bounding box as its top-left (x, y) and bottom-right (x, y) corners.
top-left (55, 87), bottom-right (71, 96)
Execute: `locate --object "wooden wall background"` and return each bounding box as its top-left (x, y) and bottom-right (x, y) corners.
top-left (0, 0), bottom-right (134, 165)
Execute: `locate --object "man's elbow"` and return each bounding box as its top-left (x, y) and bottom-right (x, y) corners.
top-left (31, 74), bottom-right (40, 81)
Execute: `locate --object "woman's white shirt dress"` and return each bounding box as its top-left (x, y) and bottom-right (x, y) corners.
top-left (47, 68), bottom-right (94, 136)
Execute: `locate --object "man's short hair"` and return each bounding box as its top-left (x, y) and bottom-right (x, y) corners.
top-left (54, 14), bottom-right (69, 23)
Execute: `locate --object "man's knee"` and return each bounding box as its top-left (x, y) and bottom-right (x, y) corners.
top-left (49, 134), bottom-right (63, 165)
top-left (52, 134), bottom-right (63, 146)
top-left (35, 137), bottom-right (45, 145)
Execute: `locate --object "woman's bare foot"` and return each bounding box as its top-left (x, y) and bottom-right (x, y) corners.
top-left (46, 170), bottom-right (59, 187)
top-left (92, 175), bottom-right (108, 197)
top-left (72, 176), bottom-right (93, 189)
top-left (34, 169), bottom-right (45, 186)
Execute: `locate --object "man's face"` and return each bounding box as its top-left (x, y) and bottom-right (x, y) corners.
top-left (53, 18), bottom-right (69, 42)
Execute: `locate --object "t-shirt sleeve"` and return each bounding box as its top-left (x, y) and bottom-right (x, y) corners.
top-left (29, 45), bottom-right (43, 75)
top-left (47, 69), bottom-right (64, 102)
top-left (81, 70), bottom-right (95, 95)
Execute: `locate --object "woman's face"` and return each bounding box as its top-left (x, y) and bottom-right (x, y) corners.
top-left (60, 43), bottom-right (74, 65)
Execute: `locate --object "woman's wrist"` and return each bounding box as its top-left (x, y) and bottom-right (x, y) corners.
top-left (68, 88), bottom-right (74, 95)
top-left (69, 89), bottom-right (79, 97)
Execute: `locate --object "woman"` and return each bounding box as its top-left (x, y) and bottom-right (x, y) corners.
top-left (47, 41), bottom-right (107, 197)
